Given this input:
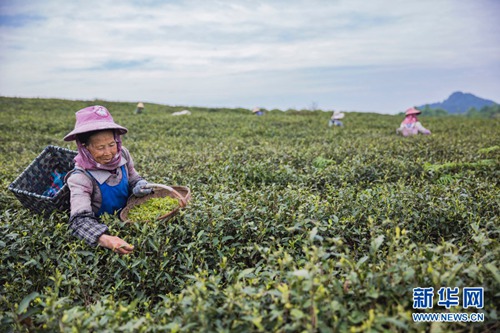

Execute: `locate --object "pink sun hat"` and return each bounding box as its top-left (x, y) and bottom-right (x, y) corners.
top-left (405, 107), bottom-right (421, 116)
top-left (64, 105), bottom-right (128, 141)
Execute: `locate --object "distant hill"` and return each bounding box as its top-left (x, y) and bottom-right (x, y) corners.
top-left (418, 91), bottom-right (497, 114)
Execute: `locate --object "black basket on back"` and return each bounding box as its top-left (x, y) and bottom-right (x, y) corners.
top-left (8, 145), bottom-right (77, 216)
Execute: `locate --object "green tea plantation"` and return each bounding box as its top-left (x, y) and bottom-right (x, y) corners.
top-left (0, 97), bottom-right (498, 332)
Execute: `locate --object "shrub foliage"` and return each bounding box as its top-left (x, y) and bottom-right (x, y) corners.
top-left (0, 97), bottom-right (499, 332)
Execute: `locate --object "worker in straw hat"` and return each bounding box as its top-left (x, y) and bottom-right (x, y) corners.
top-left (252, 107), bottom-right (264, 116)
top-left (135, 102), bottom-right (144, 114)
top-left (63, 105), bottom-right (156, 254)
top-left (396, 107), bottom-right (431, 137)
top-left (329, 110), bottom-right (345, 127)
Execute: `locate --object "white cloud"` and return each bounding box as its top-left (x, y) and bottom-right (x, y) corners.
top-left (1, 0), bottom-right (499, 112)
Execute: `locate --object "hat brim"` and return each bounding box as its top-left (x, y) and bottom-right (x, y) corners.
top-left (64, 122), bottom-right (128, 141)
top-left (406, 110), bottom-right (421, 115)
top-left (333, 113), bottom-right (345, 119)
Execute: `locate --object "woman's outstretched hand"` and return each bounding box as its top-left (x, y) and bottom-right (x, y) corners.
top-left (98, 234), bottom-right (134, 255)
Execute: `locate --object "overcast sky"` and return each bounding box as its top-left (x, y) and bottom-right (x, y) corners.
top-left (1, 0), bottom-right (499, 114)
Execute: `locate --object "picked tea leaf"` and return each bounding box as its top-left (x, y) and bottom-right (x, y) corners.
top-left (128, 196), bottom-right (179, 222)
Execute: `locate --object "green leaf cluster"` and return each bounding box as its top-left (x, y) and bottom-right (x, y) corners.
top-left (128, 197), bottom-right (180, 223)
top-left (0, 97), bottom-right (499, 332)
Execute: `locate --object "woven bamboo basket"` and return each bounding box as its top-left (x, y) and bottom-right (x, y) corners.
top-left (8, 145), bottom-right (77, 216)
top-left (119, 184), bottom-right (191, 223)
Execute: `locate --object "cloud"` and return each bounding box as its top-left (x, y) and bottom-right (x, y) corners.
top-left (1, 0), bottom-right (499, 112)
top-left (0, 14), bottom-right (44, 27)
top-left (86, 59), bottom-right (152, 71)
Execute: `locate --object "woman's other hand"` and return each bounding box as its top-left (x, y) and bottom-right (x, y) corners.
top-left (133, 180), bottom-right (153, 197)
top-left (98, 234), bottom-right (135, 254)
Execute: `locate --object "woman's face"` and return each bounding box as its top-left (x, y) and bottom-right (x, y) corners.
top-left (85, 130), bottom-right (117, 165)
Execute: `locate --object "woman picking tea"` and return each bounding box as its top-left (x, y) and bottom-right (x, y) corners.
top-left (63, 105), bottom-right (153, 255)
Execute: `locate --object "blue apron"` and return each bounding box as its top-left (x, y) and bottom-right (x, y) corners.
top-left (94, 165), bottom-right (129, 217)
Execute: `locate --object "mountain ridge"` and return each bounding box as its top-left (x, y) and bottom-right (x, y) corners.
top-left (418, 91), bottom-right (497, 114)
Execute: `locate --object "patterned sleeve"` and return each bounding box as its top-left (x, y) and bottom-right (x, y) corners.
top-left (68, 211), bottom-right (108, 246)
top-left (66, 170), bottom-right (108, 246)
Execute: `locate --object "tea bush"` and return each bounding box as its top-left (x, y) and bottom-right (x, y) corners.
top-left (0, 97), bottom-right (498, 332)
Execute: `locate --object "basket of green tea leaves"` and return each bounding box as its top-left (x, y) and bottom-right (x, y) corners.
top-left (120, 184), bottom-right (191, 223)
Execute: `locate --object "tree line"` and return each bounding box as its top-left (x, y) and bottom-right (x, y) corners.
top-left (417, 104), bottom-right (500, 118)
